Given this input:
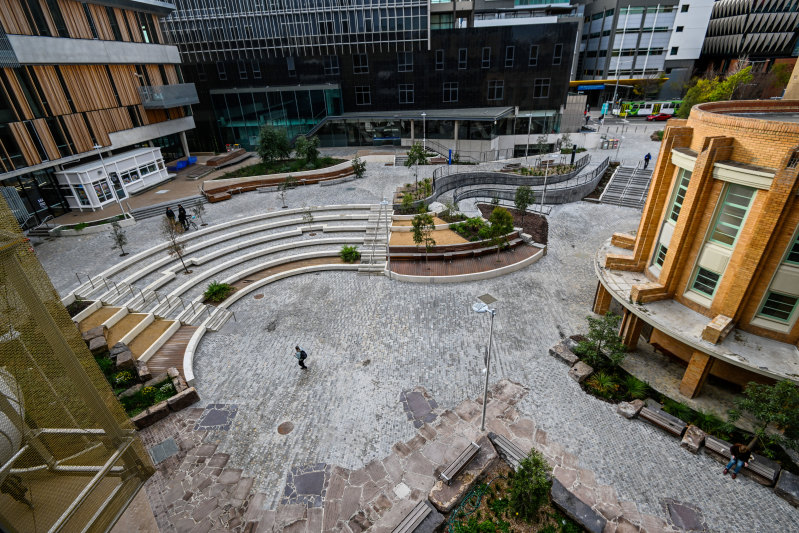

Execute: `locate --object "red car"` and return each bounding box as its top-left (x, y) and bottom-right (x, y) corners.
top-left (647, 113), bottom-right (672, 121)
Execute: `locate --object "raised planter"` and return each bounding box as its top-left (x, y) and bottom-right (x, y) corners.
top-left (53, 213), bottom-right (135, 237)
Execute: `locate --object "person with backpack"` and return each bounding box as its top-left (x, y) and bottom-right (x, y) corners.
top-left (166, 206), bottom-right (176, 226)
top-left (178, 204), bottom-right (189, 230)
top-left (294, 345), bottom-right (308, 370)
top-left (644, 152), bottom-right (652, 169)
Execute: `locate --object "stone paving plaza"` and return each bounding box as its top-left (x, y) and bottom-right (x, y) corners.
top-left (35, 138), bottom-right (799, 532)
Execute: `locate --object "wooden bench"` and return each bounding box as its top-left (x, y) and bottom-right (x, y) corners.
top-left (703, 435), bottom-right (781, 486)
top-left (488, 433), bottom-right (527, 471)
top-left (389, 238), bottom-right (525, 262)
top-left (440, 441), bottom-right (480, 485)
top-left (638, 407), bottom-right (687, 438)
top-left (392, 500), bottom-right (433, 533)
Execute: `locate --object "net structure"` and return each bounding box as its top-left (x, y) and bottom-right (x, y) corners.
top-left (0, 196), bottom-right (154, 532)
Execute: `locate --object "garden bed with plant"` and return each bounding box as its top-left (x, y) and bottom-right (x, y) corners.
top-left (215, 156), bottom-right (347, 180)
top-left (93, 352), bottom-right (179, 417)
top-left (504, 164), bottom-right (576, 177)
top-left (476, 204), bottom-right (548, 245)
top-left (203, 281), bottom-right (236, 303)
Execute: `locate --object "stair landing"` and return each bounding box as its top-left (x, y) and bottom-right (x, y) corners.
top-left (146, 325), bottom-right (198, 376)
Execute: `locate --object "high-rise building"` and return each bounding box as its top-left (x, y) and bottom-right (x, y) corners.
top-left (594, 100), bottom-right (799, 399)
top-left (160, 0), bottom-right (582, 153)
top-left (0, 0), bottom-right (198, 224)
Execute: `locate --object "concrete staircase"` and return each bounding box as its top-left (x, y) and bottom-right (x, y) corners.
top-left (358, 204), bottom-right (392, 275)
top-left (599, 166), bottom-right (654, 209)
top-left (131, 195), bottom-right (207, 221)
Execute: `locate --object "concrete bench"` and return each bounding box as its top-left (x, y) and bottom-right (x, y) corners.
top-left (440, 441), bottom-right (480, 485)
top-left (703, 435), bottom-right (781, 486)
top-left (639, 407), bottom-right (687, 438)
top-left (392, 500), bottom-right (433, 533)
top-left (488, 432), bottom-right (527, 471)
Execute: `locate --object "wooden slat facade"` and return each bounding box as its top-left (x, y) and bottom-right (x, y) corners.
top-left (57, 0), bottom-right (93, 40)
top-left (2, 69), bottom-right (33, 120)
top-left (32, 66), bottom-right (71, 116)
top-left (9, 122), bottom-right (39, 166)
top-left (33, 118), bottom-right (60, 161)
top-left (0, 0), bottom-right (32, 35)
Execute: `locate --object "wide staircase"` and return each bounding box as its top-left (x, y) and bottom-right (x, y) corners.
top-left (359, 204), bottom-right (392, 275)
top-left (599, 165), bottom-right (654, 209)
top-left (131, 195), bottom-right (207, 221)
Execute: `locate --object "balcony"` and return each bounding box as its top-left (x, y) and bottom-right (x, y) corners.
top-left (138, 83), bottom-right (199, 109)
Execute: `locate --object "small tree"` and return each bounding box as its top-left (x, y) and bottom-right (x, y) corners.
top-left (535, 135), bottom-right (549, 156)
top-left (191, 202), bottom-right (207, 226)
top-left (575, 312), bottom-right (626, 368)
top-left (560, 133), bottom-right (573, 151)
top-left (401, 192), bottom-right (414, 214)
top-left (351, 157), bottom-right (366, 179)
top-left (295, 135), bottom-right (320, 166)
top-left (160, 217), bottom-right (190, 274)
top-left (509, 449), bottom-right (551, 522)
top-left (302, 206), bottom-right (314, 227)
top-left (728, 380), bottom-right (799, 455)
top-left (411, 212), bottom-right (436, 268)
top-left (256, 125), bottom-right (291, 165)
top-left (488, 207), bottom-right (514, 262)
top-left (404, 142), bottom-right (428, 191)
top-left (677, 66), bottom-right (754, 118)
top-left (110, 221), bottom-right (128, 256)
top-left (279, 175), bottom-right (298, 208)
top-left (514, 185), bottom-right (534, 223)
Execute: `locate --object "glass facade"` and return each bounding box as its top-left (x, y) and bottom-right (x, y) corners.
top-left (1, 168), bottom-right (69, 227)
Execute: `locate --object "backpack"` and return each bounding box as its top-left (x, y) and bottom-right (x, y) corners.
top-left (299, 350), bottom-right (308, 360)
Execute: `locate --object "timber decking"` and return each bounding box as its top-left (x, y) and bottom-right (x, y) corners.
top-left (390, 245), bottom-right (538, 276)
top-left (146, 325), bottom-right (198, 376)
top-left (230, 256), bottom-right (346, 289)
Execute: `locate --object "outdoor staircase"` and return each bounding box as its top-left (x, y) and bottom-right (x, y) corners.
top-left (599, 165), bottom-right (654, 209)
top-left (131, 195), bottom-right (206, 221)
top-left (358, 204), bottom-right (392, 275)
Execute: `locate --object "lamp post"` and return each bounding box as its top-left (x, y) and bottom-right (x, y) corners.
top-left (540, 164), bottom-right (548, 213)
top-left (381, 198), bottom-right (391, 279)
top-left (472, 293), bottom-right (497, 431)
top-left (94, 144), bottom-right (125, 215)
top-left (421, 112), bottom-right (427, 152)
top-left (615, 136), bottom-right (625, 163)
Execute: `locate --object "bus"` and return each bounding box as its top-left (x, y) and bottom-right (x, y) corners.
top-left (611, 100), bottom-right (682, 117)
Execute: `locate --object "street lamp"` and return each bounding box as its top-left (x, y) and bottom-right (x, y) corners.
top-left (472, 293), bottom-right (497, 431)
top-left (421, 112), bottom-right (427, 152)
top-left (615, 136), bottom-right (625, 164)
top-left (94, 144), bottom-right (126, 215)
top-left (380, 198), bottom-right (391, 278)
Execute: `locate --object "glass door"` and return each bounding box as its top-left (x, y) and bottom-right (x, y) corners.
top-left (108, 172), bottom-right (127, 199)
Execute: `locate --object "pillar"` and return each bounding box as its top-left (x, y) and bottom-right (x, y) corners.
top-left (592, 282), bottom-right (612, 315)
top-left (180, 131), bottom-right (191, 159)
top-left (618, 308), bottom-right (644, 351)
top-left (679, 351), bottom-right (714, 398)
top-left (410, 119), bottom-right (415, 143)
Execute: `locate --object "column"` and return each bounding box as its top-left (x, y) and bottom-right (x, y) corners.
top-left (618, 308), bottom-right (644, 351)
top-left (410, 119), bottom-right (415, 143)
top-left (679, 351), bottom-right (714, 398)
top-left (180, 131), bottom-right (191, 159)
top-left (592, 282), bottom-right (612, 315)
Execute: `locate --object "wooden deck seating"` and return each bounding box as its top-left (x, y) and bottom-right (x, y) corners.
top-left (440, 441), bottom-right (481, 485)
top-left (704, 435), bottom-right (781, 486)
top-left (392, 500), bottom-right (433, 533)
top-left (390, 236), bottom-right (524, 261)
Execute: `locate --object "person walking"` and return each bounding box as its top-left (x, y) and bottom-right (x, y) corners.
top-left (723, 443), bottom-right (752, 479)
top-left (644, 153), bottom-right (651, 169)
top-left (166, 206), bottom-right (176, 226)
top-left (177, 204), bottom-right (189, 230)
top-left (294, 345), bottom-right (308, 370)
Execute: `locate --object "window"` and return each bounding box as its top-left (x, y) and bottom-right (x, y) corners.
top-left (355, 86), bottom-right (370, 105)
top-left (324, 55), bottom-right (339, 76)
top-left (287, 57), bottom-right (296, 77)
top-left (709, 184), bottom-right (755, 247)
top-left (505, 46), bottom-right (514, 68)
top-left (482, 47), bottom-right (491, 69)
top-left (443, 82), bottom-right (458, 103)
top-left (670, 47), bottom-right (679, 55)
top-left (436, 49), bottom-right (444, 70)
top-left (654, 244), bottom-right (668, 267)
top-left (46, 0), bottom-right (69, 37)
top-left (93, 180), bottom-right (113, 202)
top-left (398, 52), bottom-right (413, 73)
top-left (786, 232), bottom-right (799, 264)
top-left (529, 45), bottom-right (538, 66)
top-left (399, 84), bottom-right (414, 104)
top-left (676, 26), bottom-right (684, 32)
top-left (252, 61), bottom-right (261, 79)
top-left (238, 60), bottom-right (247, 80)
top-left (106, 7), bottom-right (122, 40)
top-left (458, 48), bottom-right (467, 70)
top-left (758, 292), bottom-right (799, 322)
top-left (72, 184), bottom-right (90, 206)
top-left (216, 62), bottom-right (226, 81)
top-left (681, 4), bottom-right (689, 12)
top-left (692, 267), bottom-right (720, 297)
top-left (353, 54), bottom-right (369, 74)
top-left (197, 64), bottom-right (207, 82)
top-left (533, 78), bottom-right (550, 98)
top-left (668, 168), bottom-right (692, 223)
top-left (553, 43), bottom-right (563, 65)
top-left (487, 80), bottom-right (504, 100)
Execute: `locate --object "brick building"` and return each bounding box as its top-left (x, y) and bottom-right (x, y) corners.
top-left (593, 99), bottom-right (799, 398)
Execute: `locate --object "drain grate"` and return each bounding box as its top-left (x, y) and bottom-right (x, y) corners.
top-left (278, 421), bottom-right (294, 435)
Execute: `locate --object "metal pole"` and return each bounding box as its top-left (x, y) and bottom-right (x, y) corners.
top-left (95, 145), bottom-right (126, 216)
top-left (540, 166), bottom-right (548, 212)
top-left (386, 205), bottom-right (391, 279)
top-left (525, 114), bottom-right (531, 160)
top-left (422, 112), bottom-right (427, 152)
top-left (480, 309), bottom-right (495, 432)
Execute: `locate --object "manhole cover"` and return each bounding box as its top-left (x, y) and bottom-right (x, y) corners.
top-left (278, 421), bottom-right (294, 435)
top-left (254, 294), bottom-right (264, 299)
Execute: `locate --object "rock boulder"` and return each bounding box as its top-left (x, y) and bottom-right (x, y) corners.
top-left (616, 399), bottom-right (644, 419)
top-left (135, 360), bottom-right (151, 381)
top-left (775, 470), bottom-right (799, 507)
top-left (549, 343), bottom-right (579, 366)
top-left (131, 401), bottom-right (170, 429)
top-left (115, 348), bottom-right (135, 371)
top-left (88, 336), bottom-right (109, 357)
top-left (167, 387), bottom-right (200, 412)
top-left (118, 383), bottom-right (142, 399)
top-left (82, 325), bottom-right (106, 342)
top-left (680, 425), bottom-right (706, 454)
top-left (568, 362), bottom-right (593, 384)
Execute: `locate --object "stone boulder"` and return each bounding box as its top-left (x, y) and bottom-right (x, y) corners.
top-left (82, 325), bottom-right (106, 342)
top-left (551, 478), bottom-right (606, 533)
top-left (568, 362), bottom-right (593, 384)
top-left (88, 336), bottom-right (109, 357)
top-left (135, 360), bottom-right (151, 382)
top-left (131, 401), bottom-right (170, 429)
top-left (167, 387), bottom-right (200, 412)
top-left (680, 425), bottom-right (706, 454)
top-left (118, 383), bottom-right (142, 399)
top-left (109, 342), bottom-right (129, 359)
top-left (549, 342), bottom-right (579, 366)
top-left (168, 367), bottom-right (188, 392)
top-left (428, 436), bottom-right (498, 513)
top-left (144, 372), bottom-right (169, 388)
top-left (775, 470), bottom-right (799, 507)
top-left (115, 348), bottom-right (135, 371)
top-left (616, 399), bottom-right (644, 419)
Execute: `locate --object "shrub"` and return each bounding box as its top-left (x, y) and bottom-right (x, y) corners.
top-left (623, 375), bottom-right (649, 400)
top-left (586, 371), bottom-right (617, 399)
top-left (693, 410), bottom-right (734, 439)
top-left (113, 371), bottom-right (134, 387)
top-left (401, 193), bottom-right (415, 214)
top-left (204, 281), bottom-right (234, 303)
top-left (452, 217), bottom-right (489, 241)
top-left (74, 222), bottom-right (88, 231)
top-left (509, 449), bottom-right (551, 522)
top-left (662, 398), bottom-right (694, 422)
top-left (340, 245), bottom-right (361, 263)
top-left (96, 356), bottom-right (114, 375)
top-left (141, 386), bottom-right (157, 402)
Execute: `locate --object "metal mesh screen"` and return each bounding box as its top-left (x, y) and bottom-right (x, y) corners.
top-left (0, 196), bottom-right (153, 533)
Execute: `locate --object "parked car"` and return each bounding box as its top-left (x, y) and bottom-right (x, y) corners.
top-left (647, 113), bottom-right (672, 121)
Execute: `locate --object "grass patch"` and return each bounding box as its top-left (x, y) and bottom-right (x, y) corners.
top-left (215, 157), bottom-right (346, 180)
top-left (62, 214), bottom-right (127, 231)
top-left (203, 281), bottom-right (235, 303)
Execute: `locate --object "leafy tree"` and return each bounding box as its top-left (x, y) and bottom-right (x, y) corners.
top-left (575, 312), bottom-right (626, 368)
top-left (160, 217), bottom-right (190, 274)
top-left (351, 156), bottom-right (366, 179)
top-left (560, 133), bottom-right (573, 151)
top-left (535, 135), bottom-right (549, 156)
top-left (677, 66), bottom-right (754, 118)
top-left (401, 192), bottom-right (415, 214)
top-left (191, 202), bottom-right (207, 226)
top-left (404, 142), bottom-right (428, 190)
top-left (256, 125), bottom-right (291, 165)
top-left (514, 185), bottom-right (534, 223)
top-left (728, 380), bottom-right (799, 454)
top-left (509, 450), bottom-right (551, 522)
top-left (412, 212), bottom-right (436, 268)
top-left (295, 135), bottom-right (320, 165)
top-left (110, 221), bottom-right (128, 256)
top-left (488, 207), bottom-right (514, 262)
top-left (632, 74), bottom-right (667, 99)
top-left (278, 175), bottom-right (298, 208)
